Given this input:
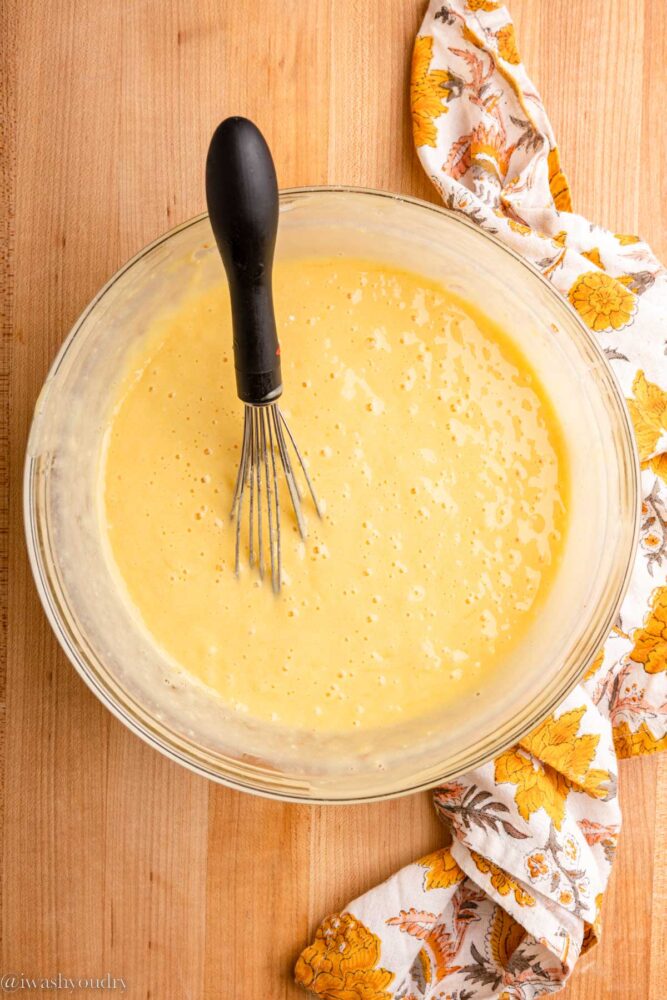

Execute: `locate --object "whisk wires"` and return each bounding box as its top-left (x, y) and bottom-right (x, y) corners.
top-left (230, 403), bottom-right (321, 593)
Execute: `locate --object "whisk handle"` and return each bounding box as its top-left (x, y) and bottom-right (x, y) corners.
top-left (206, 117), bottom-right (282, 405)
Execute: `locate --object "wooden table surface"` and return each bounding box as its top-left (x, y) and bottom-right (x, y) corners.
top-left (4, 1), bottom-right (667, 997)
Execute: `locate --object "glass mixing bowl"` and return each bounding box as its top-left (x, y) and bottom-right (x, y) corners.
top-left (24, 188), bottom-right (639, 802)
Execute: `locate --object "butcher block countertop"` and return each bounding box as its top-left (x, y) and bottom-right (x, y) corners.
top-left (3, 1), bottom-right (666, 997)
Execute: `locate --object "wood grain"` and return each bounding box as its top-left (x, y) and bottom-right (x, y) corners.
top-left (3, 2), bottom-right (666, 998)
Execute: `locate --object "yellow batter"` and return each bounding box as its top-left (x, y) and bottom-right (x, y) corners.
top-left (102, 258), bottom-right (568, 733)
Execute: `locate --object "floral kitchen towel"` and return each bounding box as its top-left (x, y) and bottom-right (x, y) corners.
top-left (294, 2), bottom-right (667, 998)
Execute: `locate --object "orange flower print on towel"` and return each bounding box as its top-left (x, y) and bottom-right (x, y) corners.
top-left (521, 707), bottom-right (614, 800)
top-left (386, 906), bottom-right (464, 982)
top-left (614, 232), bottom-right (641, 245)
top-left (411, 36), bottom-right (451, 148)
top-left (470, 852), bottom-right (535, 906)
top-left (489, 906), bottom-right (526, 968)
top-left (506, 217), bottom-right (532, 236)
top-left (495, 23), bottom-right (520, 64)
top-left (466, 0), bottom-right (501, 10)
top-left (470, 121), bottom-right (512, 182)
top-left (581, 894), bottom-right (605, 953)
top-left (568, 271), bottom-right (636, 332)
top-left (547, 146), bottom-right (573, 211)
top-left (294, 912), bottom-right (393, 1000)
top-left (580, 247), bottom-right (603, 269)
top-left (495, 744), bottom-right (569, 828)
top-left (613, 719), bottom-right (667, 758)
top-left (584, 648), bottom-right (605, 681)
top-left (629, 586), bottom-right (667, 674)
top-left (626, 370), bottom-right (667, 463)
top-left (526, 852), bottom-right (549, 880)
top-left (578, 819), bottom-right (619, 866)
top-left (495, 707), bottom-right (613, 828)
top-left (418, 847), bottom-right (465, 891)
top-left (650, 453), bottom-right (667, 484)
top-left (412, 948), bottom-right (432, 991)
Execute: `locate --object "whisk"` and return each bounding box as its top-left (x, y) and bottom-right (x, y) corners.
top-left (206, 117), bottom-right (321, 593)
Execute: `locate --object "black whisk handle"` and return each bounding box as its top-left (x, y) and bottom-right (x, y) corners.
top-left (206, 117), bottom-right (282, 405)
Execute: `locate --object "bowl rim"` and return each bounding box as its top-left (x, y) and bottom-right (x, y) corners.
top-left (24, 184), bottom-right (641, 803)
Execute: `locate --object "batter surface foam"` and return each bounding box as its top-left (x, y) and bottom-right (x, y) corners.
top-left (102, 257), bottom-right (568, 732)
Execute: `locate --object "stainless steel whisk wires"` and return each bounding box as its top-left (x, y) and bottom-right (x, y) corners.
top-left (230, 403), bottom-right (322, 592)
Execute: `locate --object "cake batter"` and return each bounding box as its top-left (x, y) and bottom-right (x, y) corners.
top-left (102, 257), bottom-right (568, 732)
